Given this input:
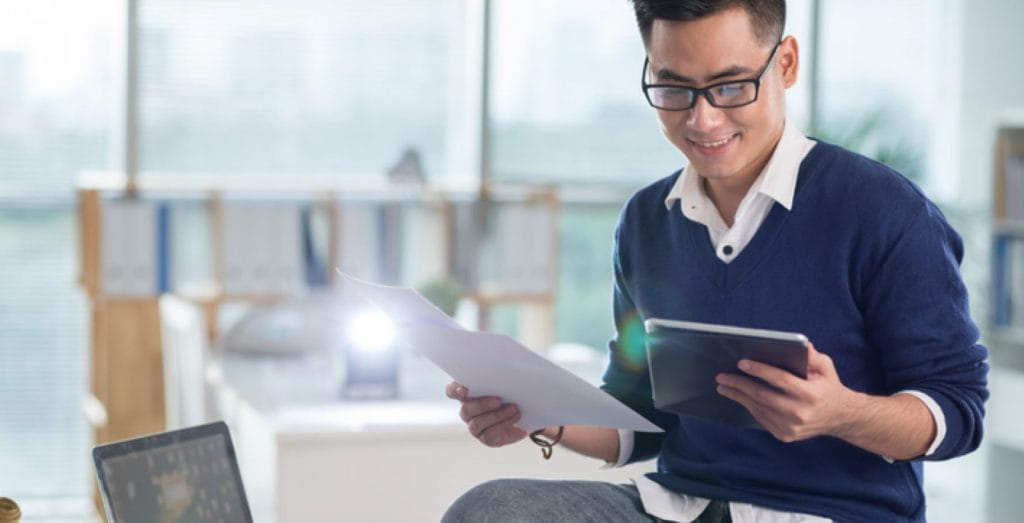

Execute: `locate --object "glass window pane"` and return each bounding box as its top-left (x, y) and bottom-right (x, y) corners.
top-left (490, 0), bottom-right (681, 185)
top-left (138, 0), bottom-right (472, 181)
top-left (0, 1), bottom-right (117, 513)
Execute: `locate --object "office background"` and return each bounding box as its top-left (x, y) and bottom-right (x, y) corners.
top-left (1, 0), bottom-right (1023, 521)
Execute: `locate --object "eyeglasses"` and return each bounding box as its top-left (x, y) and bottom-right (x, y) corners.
top-left (641, 40), bottom-right (781, 111)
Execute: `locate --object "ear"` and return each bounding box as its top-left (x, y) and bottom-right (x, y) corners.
top-left (777, 35), bottom-right (800, 89)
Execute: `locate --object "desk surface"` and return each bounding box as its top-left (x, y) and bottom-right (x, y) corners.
top-left (210, 344), bottom-right (608, 438)
top-left (209, 346), bottom-right (650, 523)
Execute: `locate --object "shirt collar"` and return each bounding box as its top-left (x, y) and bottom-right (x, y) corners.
top-left (664, 118), bottom-right (815, 213)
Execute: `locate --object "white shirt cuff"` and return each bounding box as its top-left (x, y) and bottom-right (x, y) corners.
top-left (601, 429), bottom-right (635, 469)
top-left (896, 389), bottom-right (946, 457)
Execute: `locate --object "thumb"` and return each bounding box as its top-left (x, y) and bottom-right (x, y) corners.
top-left (806, 342), bottom-right (836, 376)
top-left (445, 381), bottom-right (468, 400)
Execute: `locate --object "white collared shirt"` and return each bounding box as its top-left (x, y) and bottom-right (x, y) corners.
top-left (609, 119), bottom-right (945, 523)
top-left (665, 116), bottom-right (810, 263)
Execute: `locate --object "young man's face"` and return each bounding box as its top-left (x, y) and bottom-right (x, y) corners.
top-left (645, 7), bottom-right (798, 186)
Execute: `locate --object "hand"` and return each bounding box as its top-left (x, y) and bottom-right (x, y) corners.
top-left (715, 343), bottom-right (862, 443)
top-left (445, 381), bottom-right (528, 448)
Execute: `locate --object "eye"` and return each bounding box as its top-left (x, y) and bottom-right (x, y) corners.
top-left (713, 83), bottom-right (746, 98)
top-left (662, 87), bottom-right (691, 98)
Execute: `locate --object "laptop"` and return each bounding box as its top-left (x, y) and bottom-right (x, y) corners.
top-left (644, 319), bottom-right (809, 429)
top-left (93, 421), bottom-right (253, 523)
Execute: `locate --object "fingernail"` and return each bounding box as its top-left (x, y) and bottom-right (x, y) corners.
top-left (738, 359), bottom-right (751, 371)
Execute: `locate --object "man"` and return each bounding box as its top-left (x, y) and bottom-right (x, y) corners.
top-left (442, 1), bottom-right (989, 521)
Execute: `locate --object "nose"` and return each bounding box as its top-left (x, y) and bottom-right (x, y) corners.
top-left (686, 92), bottom-right (724, 132)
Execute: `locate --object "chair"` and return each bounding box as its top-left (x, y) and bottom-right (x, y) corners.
top-left (159, 295), bottom-right (213, 429)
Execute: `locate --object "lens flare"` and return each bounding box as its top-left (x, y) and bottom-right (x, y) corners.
top-left (619, 312), bottom-right (649, 372)
top-left (348, 310), bottom-right (396, 351)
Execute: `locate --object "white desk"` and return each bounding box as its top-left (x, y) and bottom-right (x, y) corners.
top-left (211, 349), bottom-right (655, 522)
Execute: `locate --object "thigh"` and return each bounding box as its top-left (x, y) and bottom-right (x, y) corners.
top-left (441, 478), bottom-right (659, 523)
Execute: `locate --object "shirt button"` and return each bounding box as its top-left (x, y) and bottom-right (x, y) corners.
top-left (722, 245), bottom-right (734, 256)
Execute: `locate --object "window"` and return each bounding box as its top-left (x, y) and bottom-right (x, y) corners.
top-left (0, 1), bottom-right (120, 515)
top-left (489, 0), bottom-right (681, 185)
top-left (137, 0), bottom-right (474, 182)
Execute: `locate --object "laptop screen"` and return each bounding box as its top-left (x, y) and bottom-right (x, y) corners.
top-left (93, 421), bottom-right (252, 523)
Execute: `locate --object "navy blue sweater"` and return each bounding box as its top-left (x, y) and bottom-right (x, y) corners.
top-left (601, 141), bottom-right (989, 522)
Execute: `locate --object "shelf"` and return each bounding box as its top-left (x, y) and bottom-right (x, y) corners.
top-left (994, 220), bottom-right (1024, 237)
top-left (989, 337), bottom-right (1024, 372)
top-left (989, 325), bottom-right (1024, 347)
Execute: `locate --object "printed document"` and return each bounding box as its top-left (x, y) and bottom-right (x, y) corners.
top-left (339, 272), bottom-right (662, 432)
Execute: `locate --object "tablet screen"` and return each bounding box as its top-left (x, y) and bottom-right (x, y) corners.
top-left (644, 319), bottom-right (809, 428)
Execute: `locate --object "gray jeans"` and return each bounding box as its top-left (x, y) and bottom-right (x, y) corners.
top-left (440, 479), bottom-right (732, 523)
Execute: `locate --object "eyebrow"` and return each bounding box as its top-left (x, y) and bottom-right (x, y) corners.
top-left (655, 65), bottom-right (753, 85)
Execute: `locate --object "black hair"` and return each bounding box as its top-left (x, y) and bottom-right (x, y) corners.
top-left (629, 0), bottom-right (786, 46)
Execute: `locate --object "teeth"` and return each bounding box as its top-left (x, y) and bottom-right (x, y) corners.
top-left (698, 136), bottom-right (733, 148)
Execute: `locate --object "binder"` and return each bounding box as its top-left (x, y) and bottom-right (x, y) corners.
top-left (479, 202), bottom-right (554, 295)
top-left (336, 202), bottom-right (382, 282)
top-left (994, 234), bottom-right (1012, 326)
top-left (101, 199), bottom-right (170, 296)
top-left (221, 202), bottom-right (305, 295)
top-left (1005, 156), bottom-right (1024, 222)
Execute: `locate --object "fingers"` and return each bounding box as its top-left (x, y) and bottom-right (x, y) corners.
top-left (445, 381), bottom-right (467, 400)
top-left (716, 372), bottom-right (792, 411)
top-left (807, 345), bottom-right (837, 376)
top-left (445, 382), bottom-right (525, 447)
top-left (735, 359), bottom-right (804, 394)
top-left (717, 384), bottom-right (794, 442)
top-left (467, 404), bottom-right (521, 439)
top-left (459, 396), bottom-right (506, 422)
top-left (479, 422), bottom-right (528, 448)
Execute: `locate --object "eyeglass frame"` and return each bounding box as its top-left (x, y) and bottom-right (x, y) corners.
top-left (641, 40), bottom-right (782, 111)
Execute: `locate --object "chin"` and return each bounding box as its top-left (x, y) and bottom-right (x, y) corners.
top-left (685, 156), bottom-right (739, 180)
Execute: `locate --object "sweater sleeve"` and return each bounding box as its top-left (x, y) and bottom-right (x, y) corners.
top-left (599, 215), bottom-right (677, 464)
top-left (861, 200), bottom-right (989, 461)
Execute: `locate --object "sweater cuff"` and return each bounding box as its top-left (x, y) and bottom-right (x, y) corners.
top-left (895, 390), bottom-right (946, 456)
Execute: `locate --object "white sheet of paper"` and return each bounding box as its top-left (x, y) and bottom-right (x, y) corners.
top-left (339, 272), bottom-right (464, 331)
top-left (339, 271), bottom-right (662, 433)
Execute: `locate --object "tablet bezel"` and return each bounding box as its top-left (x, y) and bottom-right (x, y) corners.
top-left (642, 318), bottom-right (811, 428)
top-left (644, 318), bottom-right (810, 346)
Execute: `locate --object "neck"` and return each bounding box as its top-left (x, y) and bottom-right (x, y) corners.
top-left (704, 122), bottom-right (785, 226)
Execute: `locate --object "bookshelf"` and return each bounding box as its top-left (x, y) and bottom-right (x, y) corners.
top-left (991, 123), bottom-right (1024, 366)
top-left (988, 121), bottom-right (1024, 523)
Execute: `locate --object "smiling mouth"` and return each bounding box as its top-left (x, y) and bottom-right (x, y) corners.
top-left (689, 133), bottom-right (739, 149)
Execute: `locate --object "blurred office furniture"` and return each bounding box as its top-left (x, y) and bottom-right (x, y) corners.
top-left (988, 120), bottom-right (1024, 523)
top-left (159, 295), bottom-right (214, 429)
top-left (471, 186), bottom-right (560, 351)
top-left (211, 343), bottom-right (651, 523)
top-left (76, 174), bottom-right (563, 513)
top-left (991, 122), bottom-right (1024, 343)
top-left (988, 119), bottom-right (1024, 521)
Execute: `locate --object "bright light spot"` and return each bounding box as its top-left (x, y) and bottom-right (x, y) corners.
top-left (348, 310), bottom-right (396, 351)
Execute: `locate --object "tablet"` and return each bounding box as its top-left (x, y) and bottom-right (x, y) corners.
top-left (643, 319), bottom-right (809, 429)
